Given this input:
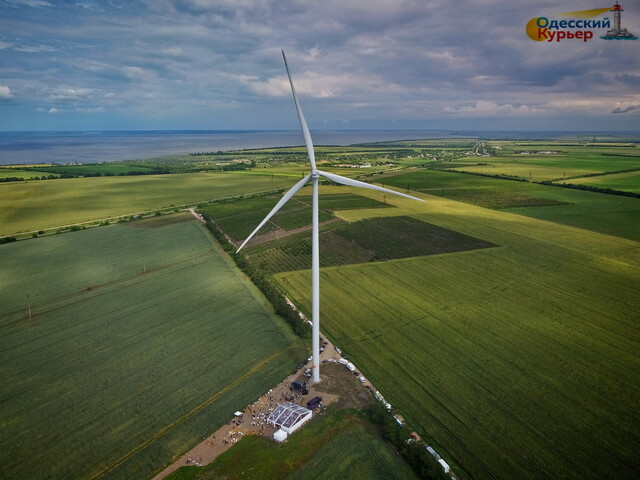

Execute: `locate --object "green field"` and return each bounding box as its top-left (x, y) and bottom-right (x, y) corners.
top-left (563, 171), bottom-right (640, 194)
top-left (273, 190), bottom-right (640, 479)
top-left (0, 171), bottom-right (298, 236)
top-left (447, 141), bottom-right (639, 181)
top-left (0, 214), bottom-right (304, 480)
top-left (0, 167), bottom-right (59, 180)
top-left (246, 215), bottom-right (495, 273)
top-left (201, 192), bottom-right (389, 243)
top-left (168, 409), bottom-right (423, 480)
top-left (373, 169), bottom-right (640, 241)
top-left (24, 163), bottom-right (159, 176)
top-left (4, 137), bottom-right (640, 480)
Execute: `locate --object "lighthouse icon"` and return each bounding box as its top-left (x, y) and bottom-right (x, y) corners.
top-left (601, 2), bottom-right (638, 39)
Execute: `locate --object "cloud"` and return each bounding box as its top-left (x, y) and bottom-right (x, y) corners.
top-left (14, 44), bottom-right (57, 53)
top-left (0, 85), bottom-right (15, 100)
top-left (443, 101), bottom-right (535, 116)
top-left (3, 0), bottom-right (53, 7)
top-left (612, 104), bottom-right (640, 114)
top-left (239, 71), bottom-right (402, 99)
top-left (1, 0), bottom-right (639, 131)
top-left (48, 107), bottom-right (63, 114)
top-left (47, 87), bottom-right (97, 104)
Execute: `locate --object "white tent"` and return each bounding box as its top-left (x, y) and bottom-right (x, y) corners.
top-left (267, 402), bottom-right (312, 434)
top-left (273, 429), bottom-right (288, 443)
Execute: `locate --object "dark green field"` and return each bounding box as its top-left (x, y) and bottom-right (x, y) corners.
top-left (202, 192), bottom-right (390, 243)
top-left (245, 216), bottom-right (495, 273)
top-left (0, 214), bottom-right (304, 480)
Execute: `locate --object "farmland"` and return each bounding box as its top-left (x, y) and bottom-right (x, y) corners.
top-left (272, 189), bottom-right (640, 479)
top-left (0, 171), bottom-right (298, 236)
top-left (0, 213), bottom-right (305, 480)
top-left (372, 169), bottom-right (640, 241)
top-left (3, 134), bottom-right (639, 480)
top-left (445, 139), bottom-right (640, 182)
top-left (564, 171), bottom-right (640, 194)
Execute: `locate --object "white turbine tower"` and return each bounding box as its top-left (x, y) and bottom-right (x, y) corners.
top-left (237, 51), bottom-right (423, 383)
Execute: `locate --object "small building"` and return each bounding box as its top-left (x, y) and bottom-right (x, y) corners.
top-left (267, 402), bottom-right (313, 434)
top-left (426, 446), bottom-right (441, 460)
top-left (273, 429), bottom-right (288, 443)
top-left (438, 458), bottom-right (450, 473)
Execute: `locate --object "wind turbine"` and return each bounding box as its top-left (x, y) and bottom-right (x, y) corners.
top-left (237, 51), bottom-right (423, 383)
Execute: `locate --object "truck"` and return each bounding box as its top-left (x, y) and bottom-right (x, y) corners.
top-left (306, 396), bottom-right (322, 409)
top-left (290, 380), bottom-right (309, 395)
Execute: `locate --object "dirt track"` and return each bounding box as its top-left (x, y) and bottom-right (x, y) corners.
top-left (232, 217), bottom-right (342, 248)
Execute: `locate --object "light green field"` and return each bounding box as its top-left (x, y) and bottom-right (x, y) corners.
top-left (0, 214), bottom-right (304, 480)
top-left (374, 169), bottom-right (640, 241)
top-left (452, 142), bottom-right (639, 181)
top-left (274, 189), bottom-right (640, 480)
top-left (563, 171), bottom-right (640, 193)
top-left (0, 171), bottom-right (298, 236)
top-left (0, 167), bottom-right (57, 179)
top-left (451, 161), bottom-right (596, 182)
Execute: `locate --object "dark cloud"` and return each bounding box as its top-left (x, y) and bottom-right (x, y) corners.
top-left (1, 0), bottom-right (639, 130)
top-left (612, 104), bottom-right (640, 114)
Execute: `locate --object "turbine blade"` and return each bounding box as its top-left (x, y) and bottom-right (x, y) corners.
top-left (318, 170), bottom-right (425, 202)
top-left (236, 173), bottom-right (313, 252)
top-left (282, 50), bottom-right (317, 172)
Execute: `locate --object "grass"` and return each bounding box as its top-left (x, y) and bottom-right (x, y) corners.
top-left (0, 167), bottom-right (58, 180)
top-left (273, 192), bottom-right (640, 480)
top-left (202, 192), bottom-right (389, 243)
top-left (0, 214), bottom-right (305, 480)
top-left (374, 169), bottom-right (640, 241)
top-left (24, 163), bottom-right (158, 176)
top-left (247, 216), bottom-right (495, 273)
top-left (166, 409), bottom-right (420, 480)
top-left (446, 141), bottom-right (639, 181)
top-left (563, 171), bottom-right (640, 194)
top-left (0, 171), bottom-right (298, 236)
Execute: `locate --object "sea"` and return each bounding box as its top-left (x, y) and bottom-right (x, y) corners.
top-left (0, 130), bottom-right (467, 166)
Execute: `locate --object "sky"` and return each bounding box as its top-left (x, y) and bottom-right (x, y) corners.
top-left (1, 0), bottom-right (639, 132)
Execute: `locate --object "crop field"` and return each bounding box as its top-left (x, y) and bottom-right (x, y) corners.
top-left (24, 163), bottom-right (158, 176)
top-left (202, 192), bottom-right (389, 243)
top-left (169, 409), bottom-right (421, 480)
top-left (0, 171), bottom-right (297, 236)
top-left (564, 171), bottom-right (640, 194)
top-left (373, 169), bottom-right (640, 241)
top-left (0, 167), bottom-right (58, 180)
top-left (247, 216), bottom-right (495, 274)
top-left (448, 142), bottom-right (639, 181)
top-left (274, 191), bottom-right (640, 480)
top-left (0, 214), bottom-right (304, 480)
